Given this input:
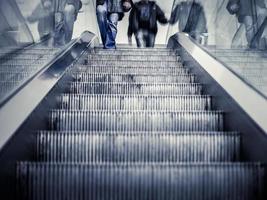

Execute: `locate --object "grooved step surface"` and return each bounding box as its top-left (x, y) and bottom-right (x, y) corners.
top-left (87, 60), bottom-right (181, 67)
top-left (17, 162), bottom-right (266, 200)
top-left (50, 110), bottom-right (224, 132)
top-left (1, 59), bottom-right (47, 65)
top-left (72, 65), bottom-right (189, 74)
top-left (1, 54), bottom-right (44, 60)
top-left (37, 131), bottom-right (240, 162)
top-left (58, 94), bottom-right (212, 110)
top-left (87, 54), bottom-right (180, 61)
top-left (0, 72), bottom-right (32, 81)
top-left (71, 73), bottom-right (195, 83)
top-left (0, 66), bottom-right (40, 72)
top-left (93, 48), bottom-right (176, 55)
top-left (69, 82), bottom-right (203, 95)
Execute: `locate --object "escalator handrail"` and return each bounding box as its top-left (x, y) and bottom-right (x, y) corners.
top-left (0, 31), bottom-right (99, 151)
top-left (168, 33), bottom-right (267, 134)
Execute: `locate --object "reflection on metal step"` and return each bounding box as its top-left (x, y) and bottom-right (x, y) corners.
top-left (37, 131), bottom-right (240, 162)
top-left (50, 110), bottom-right (224, 132)
top-left (69, 82), bottom-right (203, 95)
top-left (72, 65), bottom-right (189, 74)
top-left (87, 60), bottom-right (181, 67)
top-left (58, 94), bottom-right (212, 111)
top-left (17, 162), bottom-right (265, 200)
top-left (87, 54), bottom-right (180, 61)
top-left (71, 73), bottom-right (195, 83)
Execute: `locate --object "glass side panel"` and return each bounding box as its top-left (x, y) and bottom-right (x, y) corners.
top-left (0, 0), bottom-right (34, 52)
top-left (167, 0), bottom-right (267, 98)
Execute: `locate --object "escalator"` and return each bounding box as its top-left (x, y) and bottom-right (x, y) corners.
top-left (0, 35), bottom-right (265, 199)
top-left (0, 1), bottom-right (267, 199)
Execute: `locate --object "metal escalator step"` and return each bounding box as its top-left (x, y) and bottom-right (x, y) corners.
top-left (87, 54), bottom-right (180, 61)
top-left (0, 66), bottom-right (40, 72)
top-left (0, 81), bottom-right (19, 96)
top-left (37, 131), bottom-right (240, 162)
top-left (17, 162), bottom-right (265, 200)
top-left (0, 54), bottom-right (44, 60)
top-left (94, 49), bottom-right (176, 55)
top-left (88, 60), bottom-right (179, 67)
top-left (87, 60), bottom-right (181, 67)
top-left (72, 65), bottom-right (188, 74)
top-left (0, 63), bottom-right (41, 67)
top-left (0, 72), bottom-right (32, 82)
top-left (69, 82), bottom-right (203, 95)
top-left (1, 58), bottom-right (48, 65)
top-left (58, 94), bottom-right (212, 111)
top-left (70, 73), bottom-right (195, 83)
top-left (50, 110), bottom-right (224, 132)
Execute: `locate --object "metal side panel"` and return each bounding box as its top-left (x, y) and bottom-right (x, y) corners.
top-left (167, 33), bottom-right (267, 162)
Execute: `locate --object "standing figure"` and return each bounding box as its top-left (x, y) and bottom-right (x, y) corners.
top-left (227, 0), bottom-right (267, 48)
top-left (27, 0), bottom-right (54, 45)
top-left (96, 0), bottom-right (132, 49)
top-left (169, 0), bottom-right (208, 44)
top-left (127, 0), bottom-right (168, 48)
top-left (53, 0), bottom-right (83, 46)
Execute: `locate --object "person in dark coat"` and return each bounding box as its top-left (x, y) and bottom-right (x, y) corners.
top-left (169, 0), bottom-right (207, 44)
top-left (96, 0), bottom-right (132, 49)
top-left (227, 0), bottom-right (267, 48)
top-left (127, 0), bottom-right (168, 48)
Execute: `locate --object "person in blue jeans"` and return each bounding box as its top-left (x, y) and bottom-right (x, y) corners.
top-left (96, 0), bottom-right (132, 49)
top-left (53, 0), bottom-right (83, 46)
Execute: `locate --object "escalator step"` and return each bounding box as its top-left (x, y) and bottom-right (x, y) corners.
top-left (2, 58), bottom-right (48, 65)
top-left (69, 82), bottom-right (203, 95)
top-left (37, 131), bottom-right (240, 162)
top-left (0, 72), bottom-right (32, 82)
top-left (70, 73), bottom-right (195, 83)
top-left (87, 54), bottom-right (180, 61)
top-left (50, 110), bottom-right (224, 132)
top-left (1, 54), bottom-right (43, 60)
top-left (86, 60), bottom-right (181, 67)
top-left (0, 66), bottom-right (40, 72)
top-left (58, 94), bottom-right (212, 111)
top-left (17, 162), bottom-right (265, 200)
top-left (0, 81), bottom-right (19, 96)
top-left (72, 65), bottom-right (188, 74)
top-left (94, 48), bottom-right (176, 54)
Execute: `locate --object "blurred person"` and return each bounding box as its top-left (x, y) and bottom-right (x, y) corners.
top-left (96, 0), bottom-right (132, 49)
top-left (28, 0), bottom-right (82, 46)
top-left (227, 0), bottom-right (267, 48)
top-left (27, 0), bottom-right (54, 45)
top-left (53, 0), bottom-right (83, 46)
top-left (127, 0), bottom-right (168, 48)
top-left (169, 0), bottom-right (208, 44)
